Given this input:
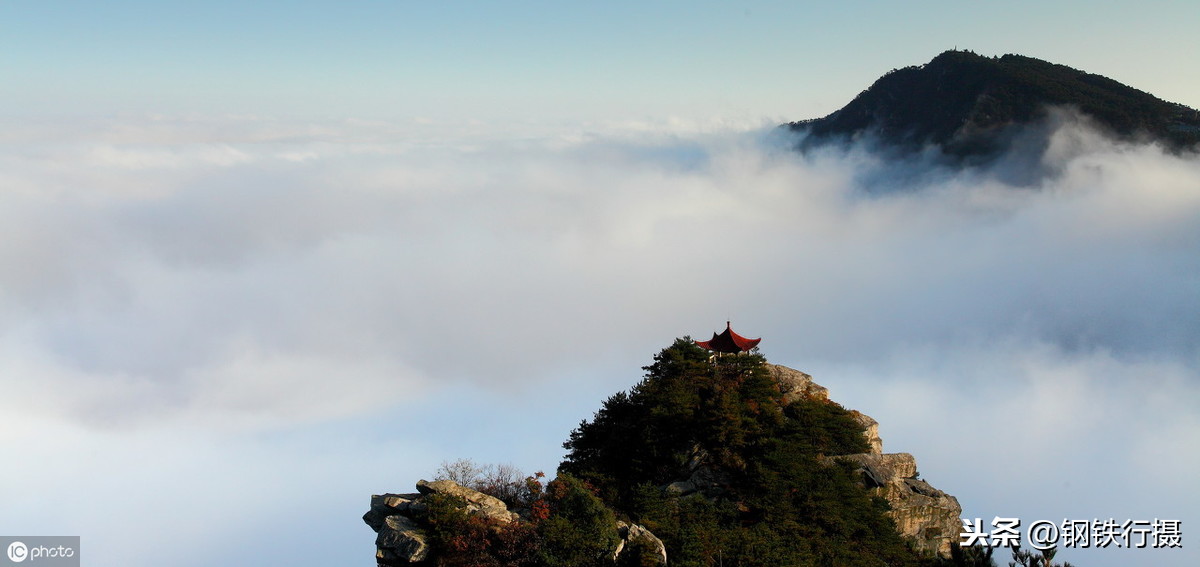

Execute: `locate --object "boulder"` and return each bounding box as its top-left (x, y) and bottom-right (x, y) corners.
top-left (663, 480), bottom-right (696, 496)
top-left (614, 522), bottom-right (668, 566)
top-left (363, 493), bottom-right (421, 531)
top-left (375, 515), bottom-right (429, 564)
top-left (766, 364), bottom-right (829, 403)
top-left (415, 479), bottom-right (519, 523)
top-left (365, 481), bottom-right (519, 564)
top-left (661, 444), bottom-right (732, 498)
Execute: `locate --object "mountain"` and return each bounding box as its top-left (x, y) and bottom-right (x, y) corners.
top-left (787, 50), bottom-right (1200, 158)
top-left (365, 339), bottom-right (968, 567)
top-left (558, 340), bottom-right (960, 566)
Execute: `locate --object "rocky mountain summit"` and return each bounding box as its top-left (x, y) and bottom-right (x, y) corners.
top-left (651, 363), bottom-right (961, 558)
top-left (365, 340), bottom-right (964, 566)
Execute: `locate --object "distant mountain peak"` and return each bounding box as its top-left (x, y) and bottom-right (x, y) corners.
top-left (788, 49), bottom-right (1200, 158)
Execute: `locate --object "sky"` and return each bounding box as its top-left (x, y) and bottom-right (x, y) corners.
top-left (1, 2), bottom-right (1198, 566)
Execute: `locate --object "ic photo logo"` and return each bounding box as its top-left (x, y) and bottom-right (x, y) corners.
top-left (3, 539), bottom-right (76, 565)
top-left (7, 542), bottom-right (27, 563)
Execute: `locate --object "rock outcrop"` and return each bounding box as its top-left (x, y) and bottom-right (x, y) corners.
top-left (849, 410), bottom-right (883, 454)
top-left (830, 452), bottom-right (962, 557)
top-left (614, 522), bottom-right (668, 566)
top-left (364, 479), bottom-right (665, 565)
top-left (415, 479), bottom-right (518, 523)
top-left (660, 364), bottom-right (961, 559)
top-left (374, 515), bottom-right (430, 564)
top-left (364, 492), bottom-right (431, 565)
top-left (767, 363), bottom-right (962, 558)
top-left (766, 364), bottom-right (828, 403)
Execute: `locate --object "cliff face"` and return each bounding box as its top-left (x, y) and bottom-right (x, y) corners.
top-left (762, 365), bottom-right (962, 557)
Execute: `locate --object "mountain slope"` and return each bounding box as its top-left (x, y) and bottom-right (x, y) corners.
top-left (788, 50), bottom-right (1200, 157)
top-left (560, 339), bottom-right (952, 566)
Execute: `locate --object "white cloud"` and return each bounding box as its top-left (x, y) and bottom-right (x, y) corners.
top-left (818, 340), bottom-right (1200, 566)
top-left (0, 112), bottom-right (1196, 566)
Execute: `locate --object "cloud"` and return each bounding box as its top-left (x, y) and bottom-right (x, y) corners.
top-left (819, 339), bottom-right (1200, 566)
top-left (0, 112), bottom-right (1196, 566)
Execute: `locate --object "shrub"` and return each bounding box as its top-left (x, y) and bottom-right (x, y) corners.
top-left (537, 474), bottom-right (620, 567)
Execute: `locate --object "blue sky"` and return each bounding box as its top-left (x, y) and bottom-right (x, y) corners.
top-left (4, 1), bottom-right (1198, 122)
top-left (1, 2), bottom-right (1198, 567)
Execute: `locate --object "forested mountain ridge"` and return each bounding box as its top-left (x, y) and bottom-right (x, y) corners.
top-left (787, 50), bottom-right (1200, 158)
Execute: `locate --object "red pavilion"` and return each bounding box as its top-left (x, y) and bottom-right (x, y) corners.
top-left (695, 321), bottom-right (761, 354)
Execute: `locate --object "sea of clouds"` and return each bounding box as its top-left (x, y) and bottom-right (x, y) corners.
top-left (1, 111), bottom-right (1196, 566)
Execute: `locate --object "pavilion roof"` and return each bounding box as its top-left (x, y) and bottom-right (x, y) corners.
top-left (695, 321), bottom-right (760, 353)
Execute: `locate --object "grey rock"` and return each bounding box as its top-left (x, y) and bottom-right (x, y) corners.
top-left (833, 452), bottom-right (917, 486)
top-left (614, 522), bottom-right (668, 566)
top-left (375, 515), bottom-right (429, 564)
top-left (686, 464), bottom-right (731, 497)
top-left (664, 480), bottom-right (696, 496)
top-left (766, 364), bottom-right (829, 403)
top-left (415, 479), bottom-right (518, 523)
top-left (850, 411), bottom-right (884, 454)
top-left (665, 443), bottom-right (731, 498)
top-left (364, 493), bottom-right (421, 532)
top-left (829, 451), bottom-right (961, 558)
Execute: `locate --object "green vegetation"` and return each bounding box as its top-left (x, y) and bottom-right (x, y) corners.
top-left (418, 339), bottom-right (1032, 566)
top-left (537, 474), bottom-right (622, 567)
top-left (560, 339), bottom-right (921, 567)
top-left (423, 491), bottom-right (539, 567)
top-left (421, 472), bottom-right (618, 567)
top-left (790, 49), bottom-right (1200, 157)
